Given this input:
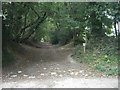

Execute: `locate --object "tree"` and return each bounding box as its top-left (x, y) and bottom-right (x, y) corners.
top-left (2, 2), bottom-right (48, 44)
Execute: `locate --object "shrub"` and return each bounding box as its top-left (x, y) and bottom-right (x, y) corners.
top-left (73, 37), bottom-right (118, 76)
top-left (50, 29), bottom-right (73, 45)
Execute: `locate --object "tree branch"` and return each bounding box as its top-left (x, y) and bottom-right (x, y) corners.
top-left (30, 6), bottom-right (40, 17)
top-left (20, 12), bottom-right (47, 42)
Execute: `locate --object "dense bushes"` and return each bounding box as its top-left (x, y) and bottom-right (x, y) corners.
top-left (73, 37), bottom-right (118, 76)
top-left (57, 29), bottom-right (73, 45)
top-left (50, 29), bottom-right (73, 45)
top-left (49, 30), bottom-right (59, 44)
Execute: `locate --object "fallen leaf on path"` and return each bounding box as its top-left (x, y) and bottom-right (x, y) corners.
top-left (75, 72), bottom-right (79, 75)
top-left (68, 70), bottom-right (71, 72)
top-left (28, 76), bottom-right (35, 79)
top-left (41, 73), bottom-right (44, 76)
top-left (59, 74), bottom-right (63, 77)
top-left (70, 72), bottom-right (74, 75)
top-left (85, 74), bottom-right (88, 77)
top-left (17, 71), bottom-right (22, 74)
top-left (102, 74), bottom-right (106, 77)
top-left (11, 75), bottom-right (17, 78)
top-left (79, 70), bottom-right (84, 73)
top-left (63, 71), bottom-right (66, 72)
top-left (89, 72), bottom-right (92, 74)
top-left (51, 72), bottom-right (57, 75)
top-left (43, 68), bottom-right (47, 70)
top-left (23, 74), bottom-right (28, 77)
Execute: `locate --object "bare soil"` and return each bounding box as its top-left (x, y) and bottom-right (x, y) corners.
top-left (2, 42), bottom-right (118, 88)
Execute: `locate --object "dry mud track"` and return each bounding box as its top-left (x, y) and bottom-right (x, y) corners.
top-left (2, 43), bottom-right (118, 88)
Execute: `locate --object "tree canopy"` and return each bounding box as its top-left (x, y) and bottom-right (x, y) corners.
top-left (2, 2), bottom-right (120, 45)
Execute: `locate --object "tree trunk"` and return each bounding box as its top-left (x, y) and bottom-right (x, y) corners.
top-left (20, 12), bottom-right (47, 42)
top-left (118, 22), bottom-right (120, 34)
top-left (114, 15), bottom-right (118, 37)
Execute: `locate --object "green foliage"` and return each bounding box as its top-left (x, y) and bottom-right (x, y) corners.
top-left (57, 29), bottom-right (73, 45)
top-left (93, 54), bottom-right (118, 75)
top-left (2, 2), bottom-right (48, 43)
top-left (50, 30), bottom-right (59, 44)
top-left (50, 29), bottom-right (73, 45)
top-left (73, 37), bottom-right (118, 76)
top-left (3, 2), bottom-right (119, 44)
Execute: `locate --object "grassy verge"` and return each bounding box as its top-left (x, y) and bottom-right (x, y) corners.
top-left (73, 37), bottom-right (118, 76)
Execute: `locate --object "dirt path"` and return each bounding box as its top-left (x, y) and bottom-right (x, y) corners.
top-left (2, 43), bottom-right (118, 88)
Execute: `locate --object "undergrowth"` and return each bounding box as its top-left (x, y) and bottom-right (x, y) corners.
top-left (2, 48), bottom-right (15, 67)
top-left (2, 41), bottom-right (23, 67)
top-left (73, 37), bottom-right (118, 76)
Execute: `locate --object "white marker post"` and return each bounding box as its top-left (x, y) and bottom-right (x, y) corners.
top-left (83, 32), bottom-right (87, 54)
top-left (83, 43), bottom-right (86, 54)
